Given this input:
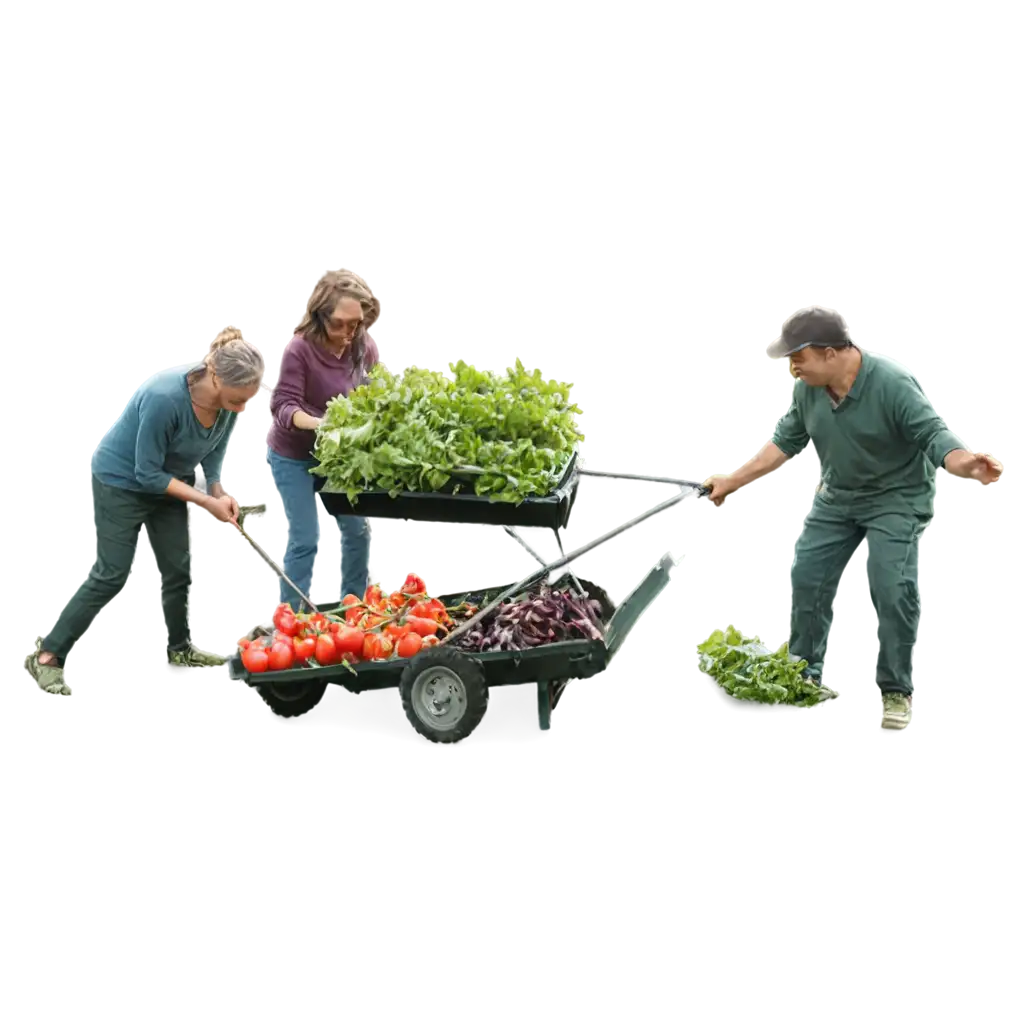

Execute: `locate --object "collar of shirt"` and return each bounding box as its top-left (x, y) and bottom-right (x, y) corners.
top-left (826, 348), bottom-right (872, 408)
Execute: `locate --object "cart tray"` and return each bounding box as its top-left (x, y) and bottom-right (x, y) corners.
top-left (228, 552), bottom-right (684, 696)
top-left (228, 635), bottom-right (610, 694)
top-left (316, 451), bottom-right (580, 528)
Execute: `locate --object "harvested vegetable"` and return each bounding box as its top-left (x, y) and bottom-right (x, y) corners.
top-left (451, 586), bottom-right (605, 653)
top-left (312, 360), bottom-right (583, 504)
top-left (696, 626), bottom-right (838, 705)
top-left (238, 570), bottom-right (604, 674)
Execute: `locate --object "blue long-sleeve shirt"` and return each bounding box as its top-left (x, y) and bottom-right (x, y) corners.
top-left (91, 365), bottom-right (238, 494)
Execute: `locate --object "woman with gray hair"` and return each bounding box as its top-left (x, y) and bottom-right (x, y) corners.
top-left (267, 269), bottom-right (380, 611)
top-left (25, 327), bottom-right (265, 695)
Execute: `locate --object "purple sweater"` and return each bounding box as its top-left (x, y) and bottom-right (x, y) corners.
top-left (268, 333), bottom-right (380, 461)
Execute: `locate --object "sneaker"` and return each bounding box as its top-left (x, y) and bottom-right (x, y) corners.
top-left (798, 671), bottom-right (839, 704)
top-left (25, 638), bottom-right (72, 695)
top-left (881, 692), bottom-right (912, 729)
top-left (168, 642), bottom-right (227, 667)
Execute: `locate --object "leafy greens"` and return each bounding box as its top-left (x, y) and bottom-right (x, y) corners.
top-left (312, 360), bottom-right (584, 504)
top-left (697, 626), bottom-right (838, 706)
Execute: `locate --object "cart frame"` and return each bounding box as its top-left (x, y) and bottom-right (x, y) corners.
top-left (230, 465), bottom-right (708, 742)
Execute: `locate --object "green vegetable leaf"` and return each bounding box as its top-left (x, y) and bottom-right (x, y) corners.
top-left (696, 626), bottom-right (838, 706)
top-left (313, 360), bottom-right (583, 504)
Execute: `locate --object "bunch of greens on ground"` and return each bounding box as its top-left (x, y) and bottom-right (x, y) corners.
top-left (697, 626), bottom-right (838, 706)
top-left (312, 360), bottom-right (583, 504)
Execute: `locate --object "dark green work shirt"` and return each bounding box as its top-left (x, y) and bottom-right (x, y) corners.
top-left (771, 349), bottom-right (965, 517)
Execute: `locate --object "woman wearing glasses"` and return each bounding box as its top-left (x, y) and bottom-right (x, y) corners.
top-left (267, 269), bottom-right (380, 611)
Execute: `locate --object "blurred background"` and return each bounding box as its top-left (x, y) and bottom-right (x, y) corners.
top-left (151, 264), bottom-right (1024, 729)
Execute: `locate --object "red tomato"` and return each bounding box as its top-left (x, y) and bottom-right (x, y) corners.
top-left (241, 646), bottom-right (269, 673)
top-left (389, 591), bottom-right (408, 609)
top-left (335, 626), bottom-right (365, 656)
top-left (268, 641), bottom-right (294, 672)
top-left (277, 614), bottom-right (301, 638)
top-left (362, 633), bottom-right (393, 660)
top-left (293, 636), bottom-right (316, 664)
top-left (345, 606), bottom-right (363, 627)
top-left (237, 637), bottom-right (251, 650)
top-left (327, 620), bottom-right (342, 635)
top-left (397, 632), bottom-right (423, 658)
top-left (342, 594), bottom-right (361, 609)
top-left (385, 623), bottom-right (411, 640)
top-left (409, 601), bottom-right (434, 619)
top-left (406, 615), bottom-right (439, 637)
top-left (315, 634), bottom-right (338, 665)
top-left (364, 584), bottom-right (384, 608)
top-left (403, 573), bottom-right (427, 595)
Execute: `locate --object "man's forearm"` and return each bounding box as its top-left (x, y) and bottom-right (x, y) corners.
top-left (942, 449), bottom-right (973, 477)
top-left (731, 441), bottom-right (790, 489)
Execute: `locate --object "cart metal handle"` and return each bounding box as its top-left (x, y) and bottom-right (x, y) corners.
top-left (440, 482), bottom-right (703, 647)
top-left (236, 524), bottom-right (319, 610)
top-left (497, 528), bottom-right (589, 598)
top-left (578, 469), bottom-right (710, 493)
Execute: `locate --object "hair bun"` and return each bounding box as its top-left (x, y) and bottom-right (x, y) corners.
top-left (211, 326), bottom-right (244, 351)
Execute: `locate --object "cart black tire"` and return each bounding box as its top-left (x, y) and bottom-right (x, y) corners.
top-left (257, 678), bottom-right (329, 718)
top-left (399, 648), bottom-right (488, 744)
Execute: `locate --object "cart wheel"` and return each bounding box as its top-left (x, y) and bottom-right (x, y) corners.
top-left (399, 648), bottom-right (488, 744)
top-left (257, 678), bottom-right (329, 718)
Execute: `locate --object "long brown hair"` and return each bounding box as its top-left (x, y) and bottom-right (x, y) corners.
top-left (295, 269), bottom-right (380, 368)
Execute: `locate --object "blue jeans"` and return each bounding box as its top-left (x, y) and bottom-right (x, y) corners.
top-left (267, 448), bottom-right (371, 611)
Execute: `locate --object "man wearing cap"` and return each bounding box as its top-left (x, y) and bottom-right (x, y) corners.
top-left (703, 307), bottom-right (1003, 729)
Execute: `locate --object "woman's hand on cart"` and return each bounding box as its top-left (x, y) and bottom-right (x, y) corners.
top-left (205, 493), bottom-right (240, 524)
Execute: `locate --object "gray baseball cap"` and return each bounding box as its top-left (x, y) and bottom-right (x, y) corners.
top-left (767, 306), bottom-right (852, 358)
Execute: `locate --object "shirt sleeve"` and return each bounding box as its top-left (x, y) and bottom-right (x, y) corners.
top-left (771, 385), bottom-right (810, 457)
top-left (270, 342), bottom-right (313, 431)
top-left (892, 375), bottom-right (966, 468)
top-left (134, 393), bottom-right (178, 493)
top-left (200, 413), bottom-right (238, 487)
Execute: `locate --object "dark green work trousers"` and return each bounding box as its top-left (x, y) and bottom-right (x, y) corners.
top-left (790, 497), bottom-right (930, 696)
top-left (43, 476), bottom-right (192, 661)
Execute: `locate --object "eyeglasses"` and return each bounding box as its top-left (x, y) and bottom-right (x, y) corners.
top-left (325, 314), bottom-right (363, 332)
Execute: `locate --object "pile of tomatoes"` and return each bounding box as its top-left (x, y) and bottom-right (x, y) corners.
top-left (237, 572), bottom-right (477, 675)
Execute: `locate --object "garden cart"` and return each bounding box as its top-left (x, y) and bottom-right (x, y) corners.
top-left (228, 456), bottom-right (708, 743)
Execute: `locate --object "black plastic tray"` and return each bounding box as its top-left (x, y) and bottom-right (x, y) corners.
top-left (228, 635), bottom-right (609, 694)
top-left (228, 572), bottom-right (614, 692)
top-left (316, 451), bottom-right (580, 528)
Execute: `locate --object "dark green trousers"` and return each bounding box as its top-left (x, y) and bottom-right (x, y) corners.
top-left (790, 497), bottom-right (930, 696)
top-left (44, 476), bottom-right (192, 661)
